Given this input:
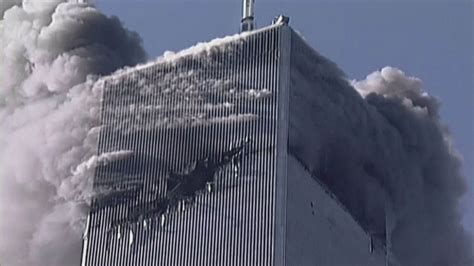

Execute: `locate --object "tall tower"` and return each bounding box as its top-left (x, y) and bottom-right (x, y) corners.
top-left (81, 23), bottom-right (389, 266)
top-left (241, 0), bottom-right (255, 32)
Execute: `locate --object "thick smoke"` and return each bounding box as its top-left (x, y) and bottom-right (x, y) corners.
top-left (353, 68), bottom-right (473, 265)
top-left (0, 1), bottom-right (145, 265)
top-left (289, 33), bottom-right (472, 265)
top-left (292, 62), bottom-right (473, 265)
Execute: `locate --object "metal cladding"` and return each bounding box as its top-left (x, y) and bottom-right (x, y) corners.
top-left (287, 29), bottom-right (387, 244)
top-left (285, 29), bottom-right (388, 265)
top-left (82, 24), bottom-right (391, 266)
top-left (82, 25), bottom-right (286, 266)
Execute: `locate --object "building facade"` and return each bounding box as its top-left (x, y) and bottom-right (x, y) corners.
top-left (81, 23), bottom-right (389, 266)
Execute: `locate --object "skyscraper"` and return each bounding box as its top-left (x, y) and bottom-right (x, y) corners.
top-left (81, 22), bottom-right (390, 266)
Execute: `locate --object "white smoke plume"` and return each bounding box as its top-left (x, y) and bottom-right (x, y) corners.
top-left (0, 1), bottom-right (145, 265)
top-left (72, 150), bottom-right (135, 176)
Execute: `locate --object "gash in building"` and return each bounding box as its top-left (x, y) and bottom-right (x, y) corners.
top-left (81, 4), bottom-right (395, 266)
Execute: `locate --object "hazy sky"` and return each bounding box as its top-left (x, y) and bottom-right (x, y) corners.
top-left (97, 0), bottom-right (473, 234)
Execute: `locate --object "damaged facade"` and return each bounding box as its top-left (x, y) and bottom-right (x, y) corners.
top-left (81, 23), bottom-right (393, 265)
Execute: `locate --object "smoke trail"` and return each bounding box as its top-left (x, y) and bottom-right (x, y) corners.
top-left (73, 150), bottom-right (135, 176)
top-left (0, 1), bottom-right (145, 265)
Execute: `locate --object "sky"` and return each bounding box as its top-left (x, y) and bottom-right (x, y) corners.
top-left (96, 0), bottom-right (473, 234)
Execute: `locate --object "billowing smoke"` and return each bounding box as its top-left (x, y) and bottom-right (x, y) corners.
top-left (290, 48), bottom-right (473, 264)
top-left (290, 29), bottom-right (473, 265)
top-left (353, 67), bottom-right (473, 265)
top-left (0, 1), bottom-right (145, 265)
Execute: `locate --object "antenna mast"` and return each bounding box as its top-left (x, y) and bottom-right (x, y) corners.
top-left (241, 0), bottom-right (255, 32)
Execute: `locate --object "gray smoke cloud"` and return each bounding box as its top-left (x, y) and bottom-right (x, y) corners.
top-left (0, 1), bottom-right (145, 265)
top-left (290, 49), bottom-right (473, 265)
top-left (0, 0), bottom-right (21, 17)
top-left (353, 67), bottom-right (473, 265)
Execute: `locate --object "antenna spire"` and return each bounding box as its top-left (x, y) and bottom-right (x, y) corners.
top-left (241, 0), bottom-right (255, 32)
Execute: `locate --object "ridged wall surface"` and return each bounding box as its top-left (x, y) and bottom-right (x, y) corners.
top-left (82, 25), bottom-right (284, 266)
top-left (287, 29), bottom-right (387, 240)
top-left (286, 29), bottom-right (387, 265)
